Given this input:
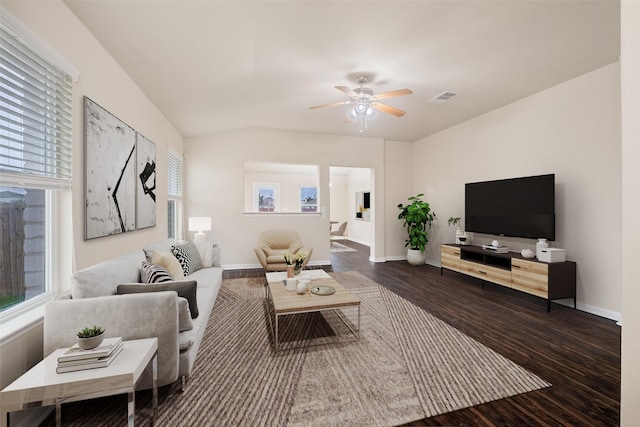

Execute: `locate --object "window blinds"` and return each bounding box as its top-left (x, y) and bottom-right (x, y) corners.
top-left (0, 21), bottom-right (73, 189)
top-left (167, 150), bottom-right (183, 197)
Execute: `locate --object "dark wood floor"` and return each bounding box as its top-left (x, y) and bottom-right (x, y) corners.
top-left (227, 240), bottom-right (621, 426)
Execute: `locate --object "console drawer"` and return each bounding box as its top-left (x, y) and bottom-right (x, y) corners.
top-left (511, 258), bottom-right (549, 298)
top-left (441, 245), bottom-right (461, 271)
top-left (458, 259), bottom-right (511, 287)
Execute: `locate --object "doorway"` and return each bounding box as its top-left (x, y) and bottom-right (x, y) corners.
top-left (329, 166), bottom-right (372, 258)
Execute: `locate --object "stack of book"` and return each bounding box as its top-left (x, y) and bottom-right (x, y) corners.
top-left (482, 244), bottom-right (509, 253)
top-left (56, 337), bottom-right (124, 373)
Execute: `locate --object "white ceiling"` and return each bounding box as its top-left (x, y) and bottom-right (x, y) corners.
top-left (64, 1), bottom-right (620, 142)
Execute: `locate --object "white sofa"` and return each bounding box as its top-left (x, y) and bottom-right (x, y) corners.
top-left (43, 239), bottom-right (222, 389)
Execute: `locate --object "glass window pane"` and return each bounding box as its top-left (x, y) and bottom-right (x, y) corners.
top-left (0, 186), bottom-right (46, 312)
top-left (168, 199), bottom-right (175, 238)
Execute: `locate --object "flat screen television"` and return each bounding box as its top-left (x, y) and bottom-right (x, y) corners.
top-left (465, 174), bottom-right (555, 241)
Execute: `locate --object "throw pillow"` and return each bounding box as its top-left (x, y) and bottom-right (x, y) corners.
top-left (116, 280), bottom-right (199, 318)
top-left (177, 297), bottom-right (194, 332)
top-left (140, 261), bottom-right (173, 283)
top-left (171, 241), bottom-right (204, 276)
top-left (151, 250), bottom-right (185, 280)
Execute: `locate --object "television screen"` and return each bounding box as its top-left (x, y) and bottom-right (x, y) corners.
top-left (465, 174), bottom-right (555, 241)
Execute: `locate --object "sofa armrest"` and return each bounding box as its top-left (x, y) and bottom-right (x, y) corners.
top-left (44, 291), bottom-right (180, 386)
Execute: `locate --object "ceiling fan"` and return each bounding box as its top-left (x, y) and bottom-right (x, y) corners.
top-left (309, 75), bottom-right (413, 132)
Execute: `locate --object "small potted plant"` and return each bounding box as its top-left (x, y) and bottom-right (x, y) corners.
top-left (397, 194), bottom-right (436, 265)
top-left (76, 325), bottom-right (105, 350)
top-left (448, 216), bottom-right (468, 244)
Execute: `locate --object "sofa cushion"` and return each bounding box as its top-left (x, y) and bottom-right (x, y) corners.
top-left (177, 297), bottom-right (194, 332)
top-left (151, 250), bottom-right (185, 280)
top-left (171, 241), bottom-right (204, 276)
top-left (117, 280), bottom-right (199, 318)
top-left (71, 250), bottom-right (145, 299)
top-left (140, 261), bottom-right (173, 283)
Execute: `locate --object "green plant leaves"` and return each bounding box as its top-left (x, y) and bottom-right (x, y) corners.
top-left (397, 194), bottom-right (436, 251)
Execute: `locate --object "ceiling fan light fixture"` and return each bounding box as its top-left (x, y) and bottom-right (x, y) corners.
top-left (309, 74), bottom-right (413, 133)
top-left (355, 102), bottom-right (368, 114)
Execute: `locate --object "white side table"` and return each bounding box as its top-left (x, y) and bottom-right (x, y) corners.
top-left (0, 337), bottom-right (158, 427)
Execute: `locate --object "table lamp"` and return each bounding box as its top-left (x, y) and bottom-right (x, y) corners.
top-left (188, 217), bottom-right (211, 242)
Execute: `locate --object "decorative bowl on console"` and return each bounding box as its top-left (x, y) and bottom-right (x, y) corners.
top-left (521, 249), bottom-right (535, 259)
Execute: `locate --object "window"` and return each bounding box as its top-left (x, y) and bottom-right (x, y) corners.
top-left (300, 186), bottom-right (318, 213)
top-left (167, 149), bottom-right (183, 239)
top-left (244, 161), bottom-right (319, 213)
top-left (0, 12), bottom-right (75, 317)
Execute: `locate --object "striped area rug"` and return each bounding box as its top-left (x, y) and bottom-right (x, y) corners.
top-left (44, 271), bottom-right (549, 426)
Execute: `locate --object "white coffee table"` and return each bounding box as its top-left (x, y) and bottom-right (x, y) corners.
top-left (0, 337), bottom-right (158, 427)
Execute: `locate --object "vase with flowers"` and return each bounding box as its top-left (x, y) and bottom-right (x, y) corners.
top-left (284, 251), bottom-right (309, 276)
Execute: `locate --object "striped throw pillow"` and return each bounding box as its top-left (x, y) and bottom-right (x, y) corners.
top-left (171, 241), bottom-right (204, 276)
top-left (140, 261), bottom-right (173, 284)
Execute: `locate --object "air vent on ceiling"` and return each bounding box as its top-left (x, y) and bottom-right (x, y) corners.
top-left (428, 91), bottom-right (460, 104)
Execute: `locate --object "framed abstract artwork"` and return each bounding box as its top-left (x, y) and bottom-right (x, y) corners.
top-left (85, 97), bottom-right (136, 239)
top-left (136, 132), bottom-right (156, 229)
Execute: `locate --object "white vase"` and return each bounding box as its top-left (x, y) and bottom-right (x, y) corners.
top-left (406, 249), bottom-right (426, 265)
top-left (536, 238), bottom-right (548, 259)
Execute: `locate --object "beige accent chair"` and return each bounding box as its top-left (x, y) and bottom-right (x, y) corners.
top-left (254, 229), bottom-right (313, 272)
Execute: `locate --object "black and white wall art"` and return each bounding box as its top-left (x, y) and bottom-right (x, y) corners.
top-left (136, 132), bottom-right (156, 229)
top-left (85, 97), bottom-right (137, 239)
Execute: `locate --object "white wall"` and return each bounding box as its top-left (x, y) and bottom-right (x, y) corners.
top-left (329, 172), bottom-right (348, 225)
top-left (3, 1), bottom-right (184, 276)
top-left (412, 62), bottom-right (621, 319)
top-left (1, 2), bottom-right (183, 418)
top-left (346, 168), bottom-right (372, 245)
top-left (184, 129), bottom-right (387, 266)
top-left (620, 1), bottom-right (640, 424)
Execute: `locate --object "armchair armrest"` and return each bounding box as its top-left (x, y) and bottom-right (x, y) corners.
top-left (44, 291), bottom-right (180, 387)
top-left (254, 247), bottom-right (268, 269)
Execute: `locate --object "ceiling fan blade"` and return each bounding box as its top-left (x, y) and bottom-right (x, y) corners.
top-left (372, 102), bottom-right (406, 117)
top-left (335, 85), bottom-right (358, 98)
top-left (372, 88), bottom-right (413, 100)
top-left (309, 100), bottom-right (352, 110)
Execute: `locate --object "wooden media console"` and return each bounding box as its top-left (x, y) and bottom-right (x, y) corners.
top-left (441, 244), bottom-right (576, 312)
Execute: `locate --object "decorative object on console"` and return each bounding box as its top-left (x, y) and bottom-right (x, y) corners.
top-left (482, 244), bottom-right (509, 254)
top-left (447, 217), bottom-right (469, 245)
top-left (76, 325), bottom-right (105, 350)
top-left (188, 217), bottom-right (212, 242)
top-left (538, 248), bottom-right (566, 263)
top-left (397, 193), bottom-right (436, 265)
top-left (536, 238), bottom-right (549, 260)
top-left (521, 249), bottom-right (535, 259)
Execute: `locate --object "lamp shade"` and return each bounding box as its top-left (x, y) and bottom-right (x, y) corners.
top-left (188, 217), bottom-right (211, 232)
